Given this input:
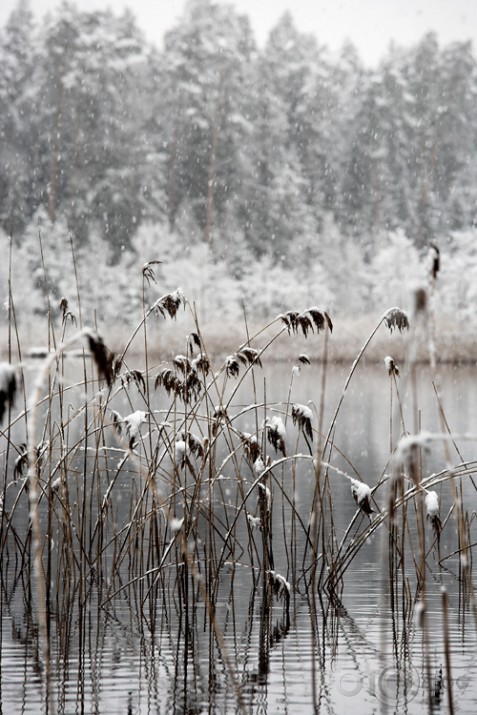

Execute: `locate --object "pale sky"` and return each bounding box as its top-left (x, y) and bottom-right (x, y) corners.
top-left (1, 0), bottom-right (476, 66)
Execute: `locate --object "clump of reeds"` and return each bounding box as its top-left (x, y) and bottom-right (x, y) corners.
top-left (2, 237), bottom-right (476, 715)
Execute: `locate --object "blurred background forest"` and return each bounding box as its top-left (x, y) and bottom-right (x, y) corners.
top-left (1, 0), bottom-right (477, 347)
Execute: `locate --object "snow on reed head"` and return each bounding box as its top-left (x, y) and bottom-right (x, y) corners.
top-left (384, 355), bottom-right (399, 377)
top-left (121, 369), bottom-right (146, 392)
top-left (257, 482), bottom-right (271, 512)
top-left (279, 308), bottom-right (332, 337)
top-left (253, 456), bottom-right (266, 478)
top-left (265, 415), bottom-right (286, 457)
top-left (350, 478), bottom-right (374, 516)
top-left (180, 430), bottom-right (205, 460)
top-left (425, 490), bottom-right (442, 537)
top-left (152, 288), bottom-right (185, 319)
top-left (175, 439), bottom-right (187, 468)
top-left (425, 490), bottom-right (439, 518)
top-left (110, 409), bottom-right (149, 449)
top-left (59, 296), bottom-right (77, 326)
top-left (187, 332), bottom-right (202, 354)
top-left (383, 307), bottom-right (410, 333)
top-left (322, 462), bottom-right (375, 517)
top-left (225, 347), bottom-right (262, 379)
top-left (124, 410), bottom-right (149, 449)
top-left (142, 259), bottom-right (162, 286)
top-left (173, 432), bottom-right (205, 470)
top-left (169, 517), bottom-right (184, 534)
top-left (0, 363), bottom-right (17, 424)
top-left (292, 354), bottom-right (311, 375)
top-left (191, 353), bottom-right (210, 374)
top-left (240, 432), bottom-right (261, 464)
top-left (291, 403), bottom-right (313, 441)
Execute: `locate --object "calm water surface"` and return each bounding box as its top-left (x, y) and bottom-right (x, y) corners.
top-left (1, 359), bottom-right (477, 713)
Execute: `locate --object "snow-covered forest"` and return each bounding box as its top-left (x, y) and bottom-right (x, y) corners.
top-left (1, 0), bottom-right (477, 344)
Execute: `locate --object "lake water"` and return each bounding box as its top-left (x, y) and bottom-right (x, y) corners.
top-left (1, 356), bottom-right (477, 714)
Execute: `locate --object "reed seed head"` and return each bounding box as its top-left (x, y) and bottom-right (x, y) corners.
top-left (180, 430), bottom-right (205, 459)
top-left (212, 406), bottom-right (227, 436)
top-left (265, 415), bottom-right (286, 456)
top-left (240, 432), bottom-right (261, 464)
top-left (13, 442), bottom-right (28, 479)
top-left (308, 307), bottom-right (333, 333)
top-left (225, 347), bottom-right (262, 378)
top-left (155, 362), bottom-right (202, 402)
top-left (187, 332), bottom-right (202, 353)
top-left (253, 456), bottom-right (266, 477)
top-left (121, 369), bottom-right (146, 392)
top-left (110, 409), bottom-right (147, 449)
top-left (237, 347), bottom-right (262, 367)
top-left (155, 368), bottom-right (181, 396)
top-left (60, 297), bottom-right (77, 326)
top-left (110, 409), bottom-right (124, 437)
top-left (225, 355), bottom-right (240, 378)
top-left (383, 307), bottom-right (410, 333)
top-left (173, 355), bottom-right (192, 373)
top-left (191, 353), bottom-right (210, 375)
top-left (153, 288), bottom-right (184, 319)
top-left (350, 478), bottom-right (374, 516)
top-left (142, 260), bottom-right (162, 285)
top-left (85, 332), bottom-right (116, 387)
top-left (175, 439), bottom-right (187, 468)
top-left (384, 355), bottom-right (399, 377)
top-left (425, 490), bottom-right (441, 536)
top-left (111, 410), bottom-right (149, 449)
top-left (17, 440), bottom-right (48, 482)
top-left (279, 308), bottom-right (332, 337)
top-left (257, 481), bottom-right (271, 511)
top-left (291, 403), bottom-right (313, 441)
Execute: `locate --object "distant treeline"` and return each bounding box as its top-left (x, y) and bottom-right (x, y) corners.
top-left (1, 0), bottom-right (477, 261)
